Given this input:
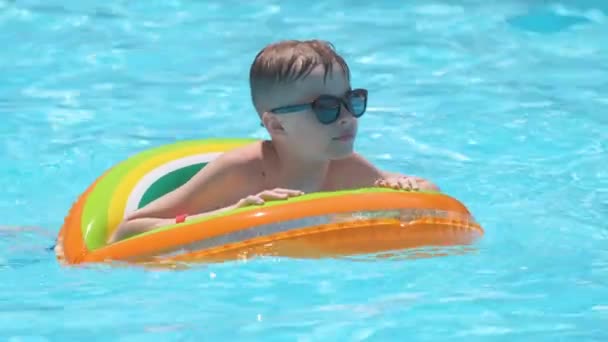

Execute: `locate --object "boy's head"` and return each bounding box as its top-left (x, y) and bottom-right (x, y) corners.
top-left (249, 40), bottom-right (367, 161)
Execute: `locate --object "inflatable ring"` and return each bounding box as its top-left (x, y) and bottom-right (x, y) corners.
top-left (55, 138), bottom-right (484, 265)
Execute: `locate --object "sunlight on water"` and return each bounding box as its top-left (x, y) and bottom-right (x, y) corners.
top-left (0, 0), bottom-right (607, 340)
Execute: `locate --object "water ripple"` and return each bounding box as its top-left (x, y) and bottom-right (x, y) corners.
top-left (1, 0), bottom-right (607, 340)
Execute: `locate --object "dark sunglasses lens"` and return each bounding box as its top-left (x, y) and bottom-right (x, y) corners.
top-left (314, 97), bottom-right (341, 124)
top-left (317, 108), bottom-right (340, 124)
top-left (349, 91), bottom-right (367, 117)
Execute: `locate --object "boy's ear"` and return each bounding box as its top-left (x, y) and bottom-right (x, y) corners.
top-left (261, 112), bottom-right (285, 134)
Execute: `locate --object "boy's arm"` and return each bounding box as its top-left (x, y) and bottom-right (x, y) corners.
top-left (107, 205), bottom-right (239, 243)
top-left (108, 151), bottom-right (256, 243)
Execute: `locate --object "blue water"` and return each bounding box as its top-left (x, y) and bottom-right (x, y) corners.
top-left (1, 0), bottom-right (607, 340)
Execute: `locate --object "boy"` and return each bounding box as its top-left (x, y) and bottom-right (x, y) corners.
top-left (108, 39), bottom-right (439, 243)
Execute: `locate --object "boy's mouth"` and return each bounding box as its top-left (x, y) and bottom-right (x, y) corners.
top-left (332, 132), bottom-right (355, 141)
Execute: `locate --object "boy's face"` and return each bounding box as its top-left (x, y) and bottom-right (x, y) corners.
top-left (262, 64), bottom-right (359, 161)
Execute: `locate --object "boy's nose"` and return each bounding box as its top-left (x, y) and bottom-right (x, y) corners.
top-left (337, 104), bottom-right (354, 124)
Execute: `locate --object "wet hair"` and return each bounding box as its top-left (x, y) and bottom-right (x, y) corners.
top-left (249, 39), bottom-right (350, 115)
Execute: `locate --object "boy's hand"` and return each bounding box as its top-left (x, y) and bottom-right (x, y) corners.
top-left (375, 176), bottom-right (420, 191)
top-left (375, 175), bottom-right (440, 192)
top-left (235, 188), bottom-right (305, 208)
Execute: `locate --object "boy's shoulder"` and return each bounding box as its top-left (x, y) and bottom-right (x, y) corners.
top-left (210, 140), bottom-right (265, 172)
top-left (189, 140), bottom-right (267, 199)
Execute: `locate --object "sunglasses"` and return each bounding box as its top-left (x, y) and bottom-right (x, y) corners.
top-left (268, 88), bottom-right (368, 125)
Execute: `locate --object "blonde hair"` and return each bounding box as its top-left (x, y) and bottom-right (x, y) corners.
top-left (249, 39), bottom-right (350, 115)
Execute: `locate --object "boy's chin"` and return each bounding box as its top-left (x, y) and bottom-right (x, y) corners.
top-left (327, 148), bottom-right (355, 160)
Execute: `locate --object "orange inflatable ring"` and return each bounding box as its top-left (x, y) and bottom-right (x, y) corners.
top-left (55, 138), bottom-right (484, 266)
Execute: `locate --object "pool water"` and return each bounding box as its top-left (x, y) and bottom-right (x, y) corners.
top-left (1, 0), bottom-right (607, 340)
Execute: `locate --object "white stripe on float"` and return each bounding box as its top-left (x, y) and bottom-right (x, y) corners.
top-left (124, 152), bottom-right (224, 218)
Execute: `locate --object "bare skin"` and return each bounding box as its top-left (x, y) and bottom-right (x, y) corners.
top-left (108, 64), bottom-right (439, 243)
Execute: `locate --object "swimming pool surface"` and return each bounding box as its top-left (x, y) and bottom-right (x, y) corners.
top-left (1, 0), bottom-right (607, 340)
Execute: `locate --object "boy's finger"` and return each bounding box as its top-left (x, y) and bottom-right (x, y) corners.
top-left (411, 179), bottom-right (420, 191)
top-left (275, 188), bottom-right (304, 195)
top-left (248, 196), bottom-right (264, 204)
top-left (238, 196), bottom-right (262, 207)
top-left (260, 192), bottom-right (288, 200)
top-left (395, 179), bottom-right (404, 188)
top-left (273, 188), bottom-right (296, 193)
